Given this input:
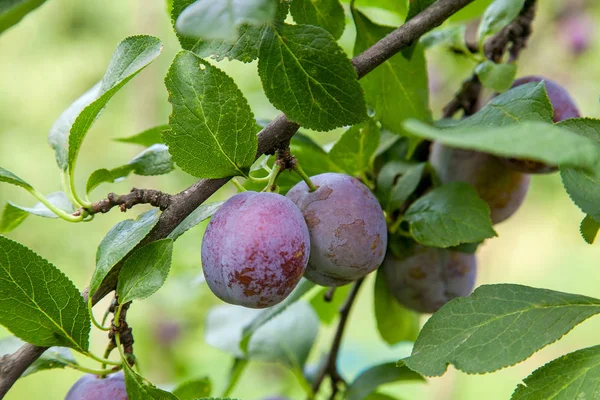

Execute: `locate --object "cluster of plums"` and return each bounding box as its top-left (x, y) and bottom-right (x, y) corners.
top-left (383, 76), bottom-right (580, 313)
top-left (64, 76), bottom-right (579, 398)
top-left (201, 172), bottom-right (388, 308)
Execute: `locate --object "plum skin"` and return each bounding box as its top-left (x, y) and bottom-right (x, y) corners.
top-left (287, 173), bottom-right (388, 287)
top-left (382, 246), bottom-right (476, 313)
top-left (202, 191), bottom-right (310, 308)
top-left (430, 143), bottom-right (530, 224)
top-left (65, 372), bottom-right (127, 400)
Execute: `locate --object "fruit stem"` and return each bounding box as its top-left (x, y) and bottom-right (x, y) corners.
top-left (266, 163), bottom-right (282, 192)
top-left (292, 163), bottom-right (317, 192)
top-left (231, 178), bottom-right (247, 192)
top-left (88, 296), bottom-right (111, 332)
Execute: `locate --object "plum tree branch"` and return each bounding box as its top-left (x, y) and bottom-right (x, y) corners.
top-left (84, 188), bottom-right (172, 215)
top-left (0, 0), bottom-right (475, 396)
top-left (310, 278), bottom-right (364, 399)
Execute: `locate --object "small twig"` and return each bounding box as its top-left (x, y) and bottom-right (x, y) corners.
top-left (310, 279), bottom-right (364, 398)
top-left (108, 302), bottom-right (135, 367)
top-left (81, 188), bottom-right (172, 215)
top-left (324, 287), bottom-right (336, 303)
top-left (442, 0), bottom-right (538, 119)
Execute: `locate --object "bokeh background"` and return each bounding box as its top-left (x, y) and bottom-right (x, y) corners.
top-left (1, 0), bottom-right (599, 399)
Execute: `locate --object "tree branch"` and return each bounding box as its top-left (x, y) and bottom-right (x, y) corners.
top-left (310, 278), bottom-right (364, 399)
top-left (0, 0), bottom-right (475, 396)
top-left (84, 188), bottom-right (172, 215)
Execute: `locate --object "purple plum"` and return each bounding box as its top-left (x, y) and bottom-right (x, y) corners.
top-left (287, 173), bottom-right (387, 286)
top-left (382, 246), bottom-right (477, 313)
top-left (430, 143), bottom-right (530, 224)
top-left (65, 372), bottom-right (127, 400)
top-left (202, 191), bottom-right (310, 308)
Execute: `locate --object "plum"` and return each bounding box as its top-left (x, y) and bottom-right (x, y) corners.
top-left (430, 143), bottom-right (530, 224)
top-left (382, 246), bottom-right (476, 313)
top-left (65, 372), bottom-right (127, 400)
top-left (202, 191), bottom-right (310, 308)
top-left (287, 173), bottom-right (387, 286)
top-left (500, 76), bottom-right (581, 173)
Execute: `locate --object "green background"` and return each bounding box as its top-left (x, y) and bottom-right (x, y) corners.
top-left (1, 0), bottom-right (600, 399)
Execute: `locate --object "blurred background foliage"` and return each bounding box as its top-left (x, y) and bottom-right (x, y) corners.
top-left (1, 0), bottom-right (599, 399)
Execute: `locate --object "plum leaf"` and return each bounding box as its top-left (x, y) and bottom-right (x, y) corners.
top-left (290, 0), bottom-right (345, 39)
top-left (402, 284), bottom-right (600, 376)
top-left (49, 36), bottom-right (162, 172)
top-left (580, 215), bottom-right (600, 245)
top-left (164, 51), bottom-right (259, 178)
top-left (346, 362), bottom-right (424, 400)
top-left (559, 118), bottom-right (600, 221)
top-left (175, 0), bottom-right (276, 42)
top-left (475, 60), bottom-right (517, 92)
top-left (0, 236), bottom-right (90, 352)
top-left (117, 239), bottom-right (173, 304)
top-left (330, 119), bottom-right (380, 176)
top-left (173, 377), bottom-right (211, 400)
top-left (374, 270), bottom-right (420, 345)
top-left (0, 166), bottom-right (33, 190)
top-left (1, 192), bottom-right (75, 233)
top-left (0, 0), bottom-right (46, 35)
top-left (511, 345), bottom-right (600, 399)
top-left (123, 362), bottom-right (178, 399)
top-left (168, 201), bottom-right (224, 241)
top-left (90, 209), bottom-right (160, 297)
top-left (258, 23), bottom-right (367, 131)
top-left (115, 125), bottom-right (168, 147)
top-left (0, 336), bottom-right (78, 377)
top-left (405, 182), bottom-right (497, 248)
top-left (477, 0), bottom-right (526, 44)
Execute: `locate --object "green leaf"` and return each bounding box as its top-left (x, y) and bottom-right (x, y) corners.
top-left (329, 119), bottom-right (380, 176)
top-left (173, 377), bottom-right (211, 400)
top-left (90, 209), bottom-right (160, 297)
top-left (206, 300), bottom-right (319, 368)
top-left (580, 215), bottom-right (600, 245)
top-left (258, 23), bottom-right (367, 131)
top-left (386, 163), bottom-right (425, 214)
top-left (164, 51), bottom-right (258, 178)
top-left (374, 270), bottom-right (420, 345)
top-left (404, 120), bottom-right (599, 170)
top-left (342, 0), bottom-right (407, 16)
top-left (239, 278), bottom-right (316, 352)
top-left (117, 239), bottom-right (173, 304)
top-left (123, 362), bottom-right (178, 399)
top-left (248, 301), bottom-right (319, 368)
top-left (0, 236), bottom-right (90, 352)
top-left (168, 201), bottom-right (224, 241)
top-left (86, 145), bottom-right (174, 195)
top-left (559, 119), bottom-right (600, 221)
top-left (421, 25), bottom-right (469, 53)
top-left (49, 36), bottom-right (162, 171)
top-left (172, 0), bottom-right (268, 63)
top-left (0, 0), bottom-right (46, 35)
top-left (0, 166), bottom-right (33, 190)
top-left (458, 81), bottom-right (553, 128)
top-left (404, 182), bottom-right (497, 248)
top-left (366, 394), bottom-right (400, 400)
top-left (477, 0), bottom-right (525, 44)
top-left (9, 192), bottom-right (75, 219)
top-left (175, 0), bottom-right (276, 42)
top-left (474, 60), bottom-right (517, 92)
top-left (375, 160), bottom-right (414, 206)
top-left (290, 0), bottom-right (345, 40)
top-left (511, 345), bottom-right (600, 400)
top-left (309, 284), bottom-right (351, 324)
top-left (0, 336), bottom-right (77, 377)
top-left (346, 363), bottom-right (425, 400)
top-left (406, 0), bottom-right (435, 21)
top-left (353, 10), bottom-right (431, 151)
top-left (115, 125), bottom-right (168, 146)
top-left (0, 203), bottom-right (28, 233)
top-left (402, 284), bottom-right (600, 376)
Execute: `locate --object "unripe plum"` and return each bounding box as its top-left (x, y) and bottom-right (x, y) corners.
top-left (65, 373), bottom-right (127, 400)
top-left (500, 76), bottom-right (581, 173)
top-left (202, 191), bottom-right (310, 308)
top-left (382, 246), bottom-right (476, 313)
top-left (287, 173), bottom-right (387, 286)
top-left (430, 143), bottom-right (530, 224)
